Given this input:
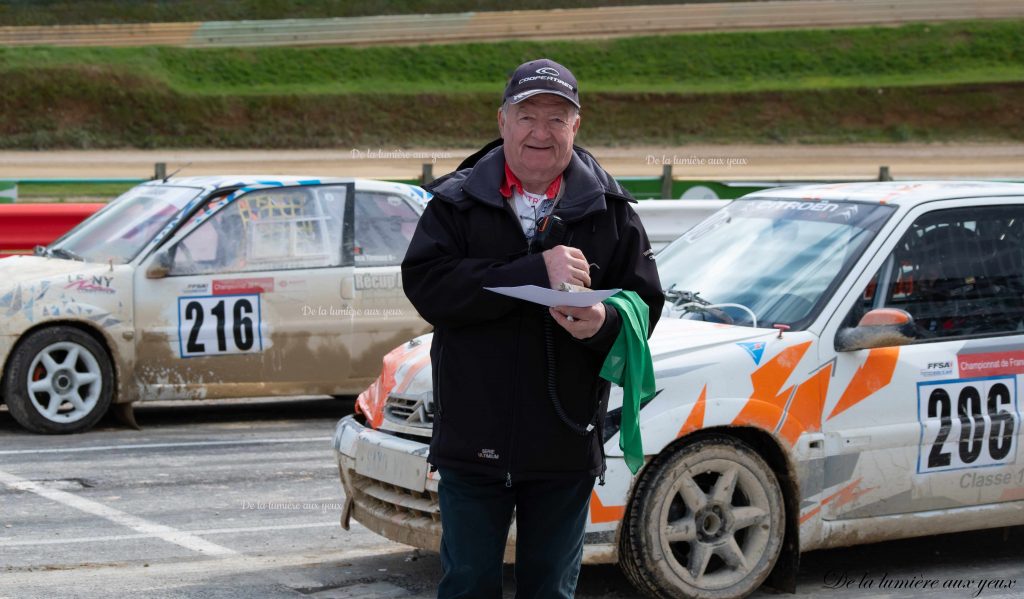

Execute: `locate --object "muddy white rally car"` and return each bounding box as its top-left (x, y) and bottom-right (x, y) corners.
top-left (333, 181), bottom-right (1024, 598)
top-left (0, 176), bottom-right (432, 434)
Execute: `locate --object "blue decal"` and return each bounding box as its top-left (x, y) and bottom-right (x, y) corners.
top-left (737, 341), bottom-right (767, 365)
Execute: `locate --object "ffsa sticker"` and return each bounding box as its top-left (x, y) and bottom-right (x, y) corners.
top-left (178, 294), bottom-right (263, 358)
top-left (917, 376), bottom-right (1019, 473)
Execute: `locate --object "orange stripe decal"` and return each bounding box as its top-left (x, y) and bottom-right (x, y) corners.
top-left (799, 478), bottom-right (872, 524)
top-left (394, 353), bottom-right (431, 394)
top-left (676, 385), bottom-right (707, 438)
top-left (998, 487), bottom-right (1024, 502)
top-left (827, 347), bottom-right (899, 420)
top-left (778, 363), bottom-right (833, 445)
top-left (733, 341), bottom-right (812, 430)
top-left (590, 490), bottom-right (626, 524)
top-left (356, 342), bottom-right (427, 428)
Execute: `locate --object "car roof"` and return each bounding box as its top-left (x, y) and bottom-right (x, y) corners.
top-left (138, 175), bottom-right (424, 196)
top-left (744, 180), bottom-right (1024, 206)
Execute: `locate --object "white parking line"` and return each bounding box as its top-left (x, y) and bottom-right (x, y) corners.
top-left (0, 521), bottom-right (340, 547)
top-left (0, 545), bottom-right (411, 585)
top-left (0, 436), bottom-right (332, 455)
top-left (0, 469), bottom-right (236, 557)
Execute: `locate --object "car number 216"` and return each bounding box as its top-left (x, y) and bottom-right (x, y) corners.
top-left (917, 377), bottom-right (1019, 473)
top-left (177, 294), bottom-right (263, 358)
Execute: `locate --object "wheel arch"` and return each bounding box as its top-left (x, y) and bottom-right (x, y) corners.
top-left (623, 425), bottom-right (801, 593)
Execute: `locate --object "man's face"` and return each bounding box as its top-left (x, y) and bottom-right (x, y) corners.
top-left (498, 94), bottom-right (580, 187)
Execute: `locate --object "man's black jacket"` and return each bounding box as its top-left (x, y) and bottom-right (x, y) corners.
top-left (401, 142), bottom-right (664, 481)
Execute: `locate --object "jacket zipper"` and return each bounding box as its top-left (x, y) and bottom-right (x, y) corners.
top-left (502, 198), bottom-right (530, 487)
top-left (429, 344), bottom-right (445, 474)
top-left (434, 345), bottom-right (444, 419)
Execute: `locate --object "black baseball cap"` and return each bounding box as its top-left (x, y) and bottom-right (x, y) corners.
top-left (502, 58), bottom-right (580, 109)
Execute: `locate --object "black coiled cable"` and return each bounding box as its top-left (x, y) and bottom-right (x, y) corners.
top-left (543, 307), bottom-right (599, 436)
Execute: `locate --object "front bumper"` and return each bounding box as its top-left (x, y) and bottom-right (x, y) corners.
top-left (331, 414), bottom-right (619, 564)
top-left (332, 414), bottom-right (447, 556)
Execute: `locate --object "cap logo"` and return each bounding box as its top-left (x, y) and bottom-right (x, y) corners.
top-left (536, 67), bottom-right (560, 76)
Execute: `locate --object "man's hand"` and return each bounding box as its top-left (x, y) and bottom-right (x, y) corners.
top-left (550, 303), bottom-right (605, 339)
top-left (542, 245), bottom-right (591, 289)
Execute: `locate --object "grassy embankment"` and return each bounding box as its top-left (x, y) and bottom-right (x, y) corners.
top-left (0, 19), bottom-right (1022, 151)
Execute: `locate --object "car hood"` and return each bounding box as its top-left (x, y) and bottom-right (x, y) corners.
top-left (0, 255), bottom-right (112, 289)
top-left (646, 318), bottom-right (774, 359)
top-left (355, 317), bottom-right (774, 426)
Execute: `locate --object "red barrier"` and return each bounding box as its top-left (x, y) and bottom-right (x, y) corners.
top-left (0, 204), bottom-right (103, 252)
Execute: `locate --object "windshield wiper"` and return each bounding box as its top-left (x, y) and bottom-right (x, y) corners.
top-left (664, 285), bottom-right (710, 309)
top-left (664, 285), bottom-right (759, 327)
top-left (48, 247), bottom-right (85, 262)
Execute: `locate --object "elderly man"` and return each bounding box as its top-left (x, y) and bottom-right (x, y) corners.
top-left (402, 58), bottom-right (663, 598)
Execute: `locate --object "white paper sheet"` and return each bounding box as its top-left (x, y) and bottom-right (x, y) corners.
top-left (484, 285), bottom-right (620, 308)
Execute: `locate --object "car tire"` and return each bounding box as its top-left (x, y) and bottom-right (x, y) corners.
top-left (620, 434), bottom-right (785, 599)
top-left (3, 327), bottom-right (114, 434)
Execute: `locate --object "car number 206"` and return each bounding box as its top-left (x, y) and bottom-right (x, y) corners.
top-left (177, 294), bottom-right (263, 358)
top-left (917, 376), bottom-right (1019, 473)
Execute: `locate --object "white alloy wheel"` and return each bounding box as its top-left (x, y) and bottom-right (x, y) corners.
top-left (4, 327), bottom-right (114, 434)
top-left (26, 341), bottom-right (103, 424)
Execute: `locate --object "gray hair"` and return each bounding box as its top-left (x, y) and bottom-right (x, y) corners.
top-left (501, 98), bottom-right (579, 117)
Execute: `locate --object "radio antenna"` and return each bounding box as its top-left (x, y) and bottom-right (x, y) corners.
top-left (164, 162), bottom-right (193, 182)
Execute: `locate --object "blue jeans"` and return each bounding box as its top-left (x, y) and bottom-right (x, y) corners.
top-left (436, 467), bottom-right (595, 599)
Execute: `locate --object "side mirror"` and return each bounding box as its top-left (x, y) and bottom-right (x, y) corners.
top-left (836, 308), bottom-right (916, 352)
top-left (145, 249), bottom-right (173, 279)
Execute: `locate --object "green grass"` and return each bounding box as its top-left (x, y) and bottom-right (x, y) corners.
top-left (15, 182), bottom-right (135, 200)
top-left (0, 0), bottom-right (743, 26)
top-left (3, 20), bottom-right (1022, 95)
top-left (1, 20), bottom-right (1022, 148)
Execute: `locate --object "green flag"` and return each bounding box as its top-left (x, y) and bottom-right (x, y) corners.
top-left (599, 290), bottom-right (656, 475)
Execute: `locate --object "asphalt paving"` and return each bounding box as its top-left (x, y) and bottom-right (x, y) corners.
top-left (1, 397), bottom-right (1021, 598)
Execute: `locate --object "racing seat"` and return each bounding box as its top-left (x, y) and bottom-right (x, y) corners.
top-left (902, 224), bottom-right (984, 338)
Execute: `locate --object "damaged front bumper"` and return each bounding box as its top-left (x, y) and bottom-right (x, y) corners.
top-left (332, 414), bottom-right (444, 555)
top-left (331, 414), bottom-right (619, 564)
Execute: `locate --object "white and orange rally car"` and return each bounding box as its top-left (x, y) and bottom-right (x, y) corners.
top-left (332, 181), bottom-right (1024, 598)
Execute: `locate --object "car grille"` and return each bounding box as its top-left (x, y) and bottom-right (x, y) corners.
top-left (383, 394), bottom-right (434, 428)
top-left (349, 470), bottom-right (441, 524)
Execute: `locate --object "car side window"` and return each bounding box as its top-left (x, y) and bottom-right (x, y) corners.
top-left (842, 205), bottom-right (1024, 341)
top-left (169, 185), bottom-right (347, 276)
top-left (353, 192), bottom-right (420, 267)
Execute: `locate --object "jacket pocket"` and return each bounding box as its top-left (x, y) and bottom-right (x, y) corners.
top-left (432, 332), bottom-right (514, 467)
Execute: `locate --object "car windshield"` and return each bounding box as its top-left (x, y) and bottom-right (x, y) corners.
top-left (658, 197), bottom-right (895, 329)
top-left (49, 185), bottom-right (203, 264)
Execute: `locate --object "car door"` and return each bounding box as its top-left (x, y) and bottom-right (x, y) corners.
top-left (819, 199), bottom-right (1024, 520)
top-left (133, 183), bottom-right (357, 399)
top-left (348, 188), bottom-right (431, 386)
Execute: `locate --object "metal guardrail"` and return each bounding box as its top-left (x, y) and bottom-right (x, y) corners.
top-left (2, 0), bottom-right (1022, 48)
top-left (634, 199), bottom-right (732, 251)
top-left (2, 161), bottom-right (900, 203)
top-left (0, 197), bottom-right (724, 255)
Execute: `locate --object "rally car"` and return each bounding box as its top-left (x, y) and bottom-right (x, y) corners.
top-left (0, 176), bottom-right (432, 434)
top-left (333, 181), bottom-right (1024, 598)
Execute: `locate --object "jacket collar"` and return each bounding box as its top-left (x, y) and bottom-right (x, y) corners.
top-left (430, 141), bottom-right (633, 222)
top-left (500, 162), bottom-right (562, 200)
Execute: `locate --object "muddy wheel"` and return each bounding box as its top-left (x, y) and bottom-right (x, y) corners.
top-left (3, 327), bottom-right (114, 434)
top-left (620, 434), bottom-right (784, 599)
